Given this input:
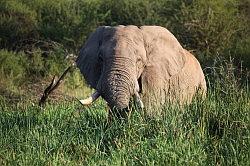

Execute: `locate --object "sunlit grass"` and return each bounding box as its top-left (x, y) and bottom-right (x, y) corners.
top-left (0, 84), bottom-right (249, 165)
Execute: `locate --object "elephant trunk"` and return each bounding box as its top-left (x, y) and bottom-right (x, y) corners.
top-left (99, 58), bottom-right (135, 109)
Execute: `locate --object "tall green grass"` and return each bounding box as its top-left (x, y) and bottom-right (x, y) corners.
top-left (0, 64), bottom-right (249, 165)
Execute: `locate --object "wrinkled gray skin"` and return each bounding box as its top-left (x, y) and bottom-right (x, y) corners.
top-left (76, 25), bottom-right (206, 116)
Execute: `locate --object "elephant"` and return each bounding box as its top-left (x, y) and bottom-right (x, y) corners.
top-left (75, 25), bottom-right (207, 116)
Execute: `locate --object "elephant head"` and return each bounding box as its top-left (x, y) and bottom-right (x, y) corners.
top-left (76, 25), bottom-right (206, 114)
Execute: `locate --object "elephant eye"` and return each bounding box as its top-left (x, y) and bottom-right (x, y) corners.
top-left (98, 51), bottom-right (103, 62)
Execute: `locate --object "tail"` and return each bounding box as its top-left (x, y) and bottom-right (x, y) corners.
top-left (39, 63), bottom-right (76, 106)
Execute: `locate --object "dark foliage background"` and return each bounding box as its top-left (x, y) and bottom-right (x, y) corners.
top-left (0, 0), bottom-right (249, 95)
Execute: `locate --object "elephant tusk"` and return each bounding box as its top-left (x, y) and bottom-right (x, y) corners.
top-left (78, 91), bottom-right (100, 105)
top-left (134, 92), bottom-right (144, 109)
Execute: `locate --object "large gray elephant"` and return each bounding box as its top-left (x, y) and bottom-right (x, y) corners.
top-left (76, 25), bottom-right (207, 116)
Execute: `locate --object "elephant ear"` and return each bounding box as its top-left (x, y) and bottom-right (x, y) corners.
top-left (140, 26), bottom-right (186, 80)
top-left (139, 26), bottom-right (187, 107)
top-left (76, 26), bottom-right (108, 89)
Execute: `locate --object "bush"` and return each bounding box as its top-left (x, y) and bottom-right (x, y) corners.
top-left (0, 50), bottom-right (28, 84)
top-left (100, 0), bottom-right (156, 26)
top-left (169, 0), bottom-right (249, 63)
top-left (0, 0), bottom-right (38, 49)
top-left (0, 48), bottom-right (68, 85)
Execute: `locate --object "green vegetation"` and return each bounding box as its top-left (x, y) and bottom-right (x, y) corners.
top-left (0, 0), bottom-right (249, 165)
top-left (0, 0), bottom-right (249, 96)
top-left (0, 65), bottom-right (249, 165)
top-left (0, 0), bottom-right (249, 61)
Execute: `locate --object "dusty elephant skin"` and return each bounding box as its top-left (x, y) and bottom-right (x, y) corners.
top-left (76, 25), bottom-right (207, 117)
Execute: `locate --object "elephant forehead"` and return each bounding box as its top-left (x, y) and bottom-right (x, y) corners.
top-left (115, 26), bottom-right (143, 44)
top-left (102, 27), bottom-right (145, 60)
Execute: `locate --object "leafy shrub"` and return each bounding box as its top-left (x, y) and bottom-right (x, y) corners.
top-left (0, 0), bottom-right (38, 49)
top-left (0, 48), bottom-right (68, 85)
top-left (100, 0), bottom-right (156, 26)
top-left (170, 0), bottom-right (249, 62)
top-left (0, 50), bottom-right (28, 84)
top-left (0, 48), bottom-right (86, 99)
